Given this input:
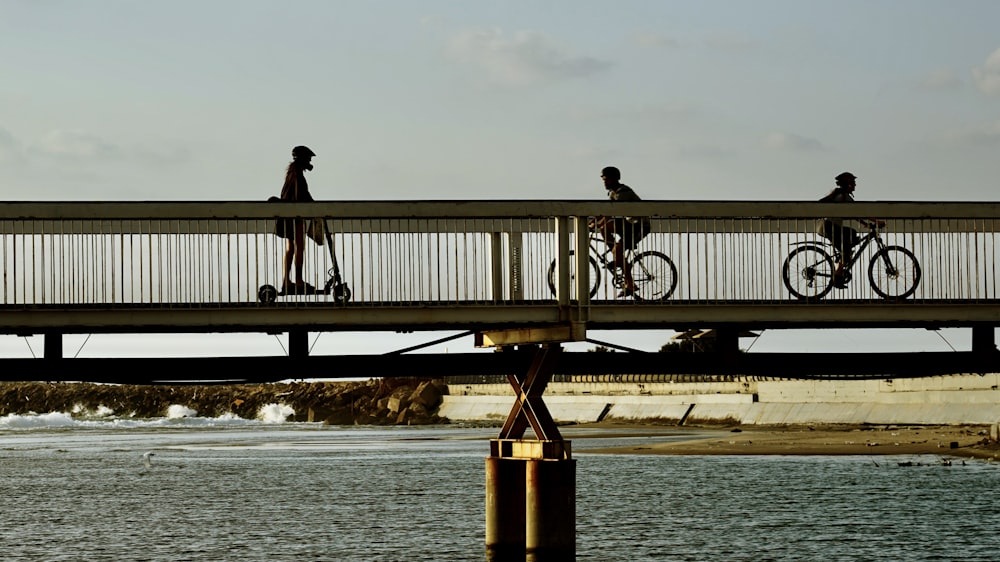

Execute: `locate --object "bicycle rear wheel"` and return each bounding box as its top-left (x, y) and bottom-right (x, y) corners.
top-left (628, 251), bottom-right (677, 302)
top-left (782, 246), bottom-right (834, 300)
top-left (547, 251), bottom-right (601, 298)
top-left (868, 246), bottom-right (920, 300)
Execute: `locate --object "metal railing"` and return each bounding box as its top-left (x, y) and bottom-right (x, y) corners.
top-left (2, 200), bottom-right (999, 310)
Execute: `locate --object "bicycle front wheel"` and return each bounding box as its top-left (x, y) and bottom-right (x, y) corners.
top-left (868, 246), bottom-right (920, 300)
top-left (628, 251), bottom-right (677, 302)
top-left (782, 246), bottom-right (834, 300)
top-left (547, 250), bottom-right (601, 298)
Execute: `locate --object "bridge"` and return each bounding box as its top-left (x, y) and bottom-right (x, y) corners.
top-left (1, 199), bottom-right (999, 379)
top-left (5, 198), bottom-right (1000, 558)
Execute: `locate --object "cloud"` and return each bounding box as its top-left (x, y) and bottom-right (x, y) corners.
top-left (942, 120), bottom-right (1000, 147)
top-left (634, 32), bottom-right (680, 49)
top-left (0, 127), bottom-right (19, 160)
top-left (675, 145), bottom-right (733, 159)
top-left (917, 68), bottom-right (962, 91)
top-left (972, 47), bottom-right (1000, 96)
top-left (446, 27), bottom-right (612, 86)
top-left (703, 32), bottom-right (759, 51)
top-left (27, 129), bottom-right (120, 160)
top-left (564, 101), bottom-right (697, 124)
top-left (763, 132), bottom-right (827, 151)
top-left (132, 143), bottom-right (192, 167)
top-left (419, 14), bottom-right (444, 27)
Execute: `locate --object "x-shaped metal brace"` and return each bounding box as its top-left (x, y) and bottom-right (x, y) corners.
top-left (497, 344), bottom-right (563, 441)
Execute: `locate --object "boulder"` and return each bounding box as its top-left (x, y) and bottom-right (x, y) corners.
top-left (409, 381), bottom-right (443, 409)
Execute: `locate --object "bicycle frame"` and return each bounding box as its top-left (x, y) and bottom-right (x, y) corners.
top-left (588, 234), bottom-right (635, 275)
top-left (792, 223), bottom-right (886, 274)
top-left (588, 235), bottom-right (614, 268)
top-left (782, 221), bottom-right (920, 300)
top-left (546, 229), bottom-right (678, 301)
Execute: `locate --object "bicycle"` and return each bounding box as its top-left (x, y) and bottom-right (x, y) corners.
top-left (782, 220), bottom-right (921, 300)
top-left (546, 228), bottom-right (678, 301)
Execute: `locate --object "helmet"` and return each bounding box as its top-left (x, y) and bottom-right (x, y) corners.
top-left (292, 145), bottom-right (316, 159)
top-left (835, 171), bottom-right (856, 183)
top-left (601, 166), bottom-right (621, 180)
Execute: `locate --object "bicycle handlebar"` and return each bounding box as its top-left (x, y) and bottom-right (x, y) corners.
top-left (859, 218), bottom-right (886, 230)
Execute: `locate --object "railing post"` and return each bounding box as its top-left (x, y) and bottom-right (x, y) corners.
top-left (555, 217), bottom-right (570, 306)
top-left (574, 216), bottom-right (590, 309)
top-left (489, 232), bottom-right (506, 301)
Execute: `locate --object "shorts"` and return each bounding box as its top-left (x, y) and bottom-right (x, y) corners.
top-left (610, 218), bottom-right (650, 252)
top-left (275, 218), bottom-right (305, 240)
top-left (821, 220), bottom-right (859, 257)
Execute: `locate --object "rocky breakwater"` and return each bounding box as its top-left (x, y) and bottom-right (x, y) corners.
top-left (0, 378), bottom-right (451, 425)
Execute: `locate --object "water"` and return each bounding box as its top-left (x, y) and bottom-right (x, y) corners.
top-left (2, 413), bottom-right (998, 561)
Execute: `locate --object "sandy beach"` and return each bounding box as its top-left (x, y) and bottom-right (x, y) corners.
top-left (575, 424), bottom-right (1000, 460)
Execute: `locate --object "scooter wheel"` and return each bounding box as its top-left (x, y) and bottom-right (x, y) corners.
top-left (258, 284), bottom-right (278, 303)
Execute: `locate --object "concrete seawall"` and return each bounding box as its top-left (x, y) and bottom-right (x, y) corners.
top-left (440, 374), bottom-right (1000, 426)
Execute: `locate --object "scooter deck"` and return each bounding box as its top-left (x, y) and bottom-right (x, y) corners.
top-left (278, 282), bottom-right (321, 296)
top-left (258, 281), bottom-right (351, 303)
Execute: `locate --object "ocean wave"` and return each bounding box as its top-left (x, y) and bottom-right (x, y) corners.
top-left (0, 402), bottom-right (301, 430)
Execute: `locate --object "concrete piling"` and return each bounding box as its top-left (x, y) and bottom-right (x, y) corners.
top-left (485, 456), bottom-right (526, 560)
top-left (525, 457), bottom-right (576, 561)
top-left (486, 439), bottom-right (575, 561)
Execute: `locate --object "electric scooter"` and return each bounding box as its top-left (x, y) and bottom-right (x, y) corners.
top-left (257, 227), bottom-right (351, 304)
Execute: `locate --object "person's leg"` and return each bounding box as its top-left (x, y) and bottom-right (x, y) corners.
top-left (283, 241), bottom-right (294, 289)
top-left (609, 219), bottom-right (627, 270)
top-left (619, 225), bottom-right (638, 292)
top-left (613, 243), bottom-right (626, 274)
top-left (846, 226), bottom-right (860, 252)
top-left (293, 221), bottom-right (306, 285)
top-left (597, 219), bottom-right (617, 256)
top-left (826, 224), bottom-right (846, 280)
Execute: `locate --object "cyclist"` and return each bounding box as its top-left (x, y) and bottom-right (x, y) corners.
top-left (593, 166), bottom-right (651, 297)
top-left (817, 171), bottom-right (883, 288)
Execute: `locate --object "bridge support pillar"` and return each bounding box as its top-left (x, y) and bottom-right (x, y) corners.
top-left (44, 333), bottom-right (63, 359)
top-left (288, 330), bottom-right (309, 357)
top-left (715, 328), bottom-right (739, 354)
top-left (485, 454), bottom-right (525, 559)
top-left (972, 326), bottom-right (997, 373)
top-left (486, 440), bottom-right (575, 562)
top-left (485, 344), bottom-right (574, 561)
top-left (972, 326), bottom-right (996, 355)
top-left (525, 454), bottom-right (575, 560)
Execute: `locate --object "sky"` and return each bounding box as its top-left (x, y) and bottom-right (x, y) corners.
top-left (1, 1), bottom-right (998, 359)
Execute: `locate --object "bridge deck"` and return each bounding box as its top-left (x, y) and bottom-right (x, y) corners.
top-left (4, 299), bottom-right (1000, 334)
top-left (2, 201), bottom-right (998, 372)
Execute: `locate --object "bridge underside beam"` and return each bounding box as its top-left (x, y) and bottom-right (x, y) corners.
top-left (2, 350), bottom-right (997, 384)
top-left (3, 303), bottom-right (1000, 333)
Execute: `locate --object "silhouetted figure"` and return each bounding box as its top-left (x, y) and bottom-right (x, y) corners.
top-left (594, 166), bottom-right (651, 296)
top-left (278, 145), bottom-right (316, 292)
top-left (818, 172), bottom-right (862, 287)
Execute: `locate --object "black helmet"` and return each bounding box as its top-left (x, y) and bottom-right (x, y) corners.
top-left (835, 171), bottom-right (856, 183)
top-left (292, 145), bottom-right (316, 159)
top-left (601, 166), bottom-right (621, 180)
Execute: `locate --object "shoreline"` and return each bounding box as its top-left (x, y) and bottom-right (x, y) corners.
top-left (569, 423), bottom-right (1000, 460)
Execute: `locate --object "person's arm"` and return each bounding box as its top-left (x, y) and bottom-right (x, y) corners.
top-left (859, 218), bottom-right (886, 228)
top-left (818, 188), bottom-right (840, 203)
top-left (588, 216), bottom-right (609, 229)
top-left (299, 174), bottom-right (314, 202)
